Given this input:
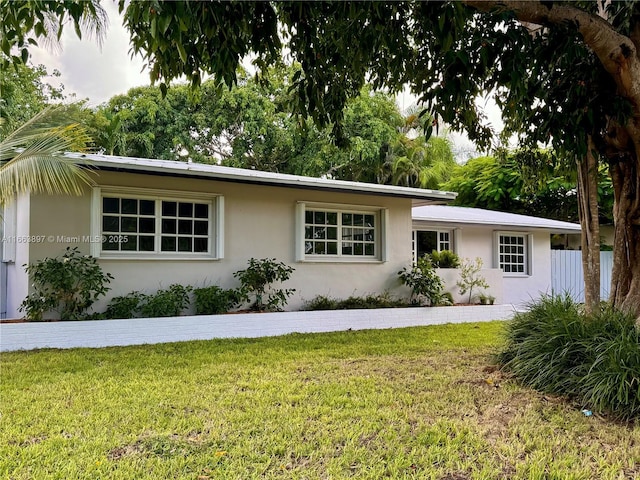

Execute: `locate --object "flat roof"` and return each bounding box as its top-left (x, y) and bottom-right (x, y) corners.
top-left (412, 205), bottom-right (581, 233)
top-left (66, 152), bottom-right (456, 205)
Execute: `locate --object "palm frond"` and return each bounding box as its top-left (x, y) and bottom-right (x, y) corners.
top-left (0, 106), bottom-right (94, 205)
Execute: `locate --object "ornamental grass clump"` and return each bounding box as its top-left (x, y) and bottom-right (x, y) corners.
top-left (499, 294), bottom-right (640, 420)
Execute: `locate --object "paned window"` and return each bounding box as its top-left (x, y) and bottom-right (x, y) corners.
top-left (97, 190), bottom-right (218, 257)
top-left (498, 233), bottom-right (528, 274)
top-left (304, 208), bottom-right (377, 258)
top-left (412, 230), bottom-right (452, 262)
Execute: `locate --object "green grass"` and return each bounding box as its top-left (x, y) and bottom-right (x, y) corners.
top-left (1, 322), bottom-right (638, 479)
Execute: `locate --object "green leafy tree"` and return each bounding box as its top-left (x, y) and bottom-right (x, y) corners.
top-left (0, 60), bottom-right (66, 137)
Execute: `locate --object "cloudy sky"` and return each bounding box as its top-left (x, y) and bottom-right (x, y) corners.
top-left (29, 1), bottom-right (149, 106)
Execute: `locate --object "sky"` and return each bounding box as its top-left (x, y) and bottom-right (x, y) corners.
top-left (27, 2), bottom-right (500, 159)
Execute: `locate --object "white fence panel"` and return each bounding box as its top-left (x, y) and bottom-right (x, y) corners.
top-left (551, 250), bottom-right (613, 302)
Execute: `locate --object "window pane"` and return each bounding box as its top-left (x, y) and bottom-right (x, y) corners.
top-left (161, 236), bottom-right (176, 252)
top-left (327, 227), bottom-right (337, 240)
top-left (342, 228), bottom-right (352, 240)
top-left (179, 202), bottom-right (193, 217)
top-left (354, 214), bottom-right (364, 227)
top-left (194, 221), bottom-right (208, 235)
top-left (342, 213), bottom-right (352, 225)
top-left (305, 226), bottom-right (313, 239)
top-left (103, 197), bottom-right (119, 214)
top-left (194, 237), bottom-right (208, 253)
top-left (416, 231), bottom-right (438, 257)
top-left (342, 243), bottom-right (353, 255)
top-left (139, 217), bottom-right (155, 234)
top-left (314, 211), bottom-right (325, 224)
top-left (178, 237), bottom-right (192, 252)
top-left (139, 236), bottom-right (154, 251)
top-left (162, 201), bottom-right (177, 217)
top-left (103, 216), bottom-right (119, 232)
top-left (354, 243), bottom-right (364, 255)
top-left (103, 239), bottom-right (119, 250)
top-left (193, 203), bottom-right (208, 219)
top-left (365, 214), bottom-right (374, 227)
top-left (305, 241), bottom-right (313, 254)
top-left (178, 219), bottom-right (192, 235)
top-left (327, 212), bottom-right (338, 225)
top-left (121, 217), bottom-right (137, 233)
top-left (140, 200), bottom-right (155, 216)
top-left (162, 219), bottom-right (176, 234)
top-left (327, 242), bottom-right (338, 255)
top-left (314, 242), bottom-right (325, 254)
top-left (305, 211), bottom-right (313, 224)
top-left (314, 226), bottom-right (326, 239)
top-left (121, 236), bottom-right (137, 251)
top-left (121, 198), bottom-right (137, 215)
top-left (365, 244), bottom-right (374, 256)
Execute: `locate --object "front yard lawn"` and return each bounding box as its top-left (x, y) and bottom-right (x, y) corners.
top-left (1, 321), bottom-right (638, 479)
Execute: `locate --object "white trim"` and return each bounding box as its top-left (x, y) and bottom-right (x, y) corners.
top-left (296, 201), bottom-right (386, 263)
top-left (412, 228), bottom-right (454, 263)
top-left (494, 231), bottom-right (531, 277)
top-left (92, 186), bottom-right (223, 260)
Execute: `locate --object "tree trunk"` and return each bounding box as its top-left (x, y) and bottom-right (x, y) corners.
top-left (577, 135), bottom-right (601, 314)
top-left (609, 150), bottom-right (640, 316)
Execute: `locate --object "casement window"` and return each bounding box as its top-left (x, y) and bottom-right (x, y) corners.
top-left (92, 187), bottom-right (223, 259)
top-left (495, 232), bottom-right (531, 275)
top-left (412, 229), bottom-right (453, 263)
top-left (296, 203), bottom-right (387, 262)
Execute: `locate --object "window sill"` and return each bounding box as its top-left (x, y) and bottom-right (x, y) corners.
top-left (502, 273), bottom-right (530, 278)
top-left (98, 254), bottom-right (221, 261)
top-left (298, 257), bottom-right (384, 264)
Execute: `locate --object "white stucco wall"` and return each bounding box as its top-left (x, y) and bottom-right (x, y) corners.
top-left (12, 171), bottom-right (415, 318)
top-left (414, 223), bottom-right (555, 308)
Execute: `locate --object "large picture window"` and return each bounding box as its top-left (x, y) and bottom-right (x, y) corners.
top-left (93, 188), bottom-right (222, 259)
top-left (297, 203), bottom-right (385, 261)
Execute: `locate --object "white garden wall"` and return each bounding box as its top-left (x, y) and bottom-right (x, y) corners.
top-left (0, 305), bottom-right (515, 352)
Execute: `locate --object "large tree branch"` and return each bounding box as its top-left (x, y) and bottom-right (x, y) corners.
top-left (466, 1), bottom-right (640, 100)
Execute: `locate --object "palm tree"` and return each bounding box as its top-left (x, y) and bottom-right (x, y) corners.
top-left (0, 105), bottom-right (94, 206)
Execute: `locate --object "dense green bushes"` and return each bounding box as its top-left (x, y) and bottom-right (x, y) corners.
top-left (499, 294), bottom-right (640, 420)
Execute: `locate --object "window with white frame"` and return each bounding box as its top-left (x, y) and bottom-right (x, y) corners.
top-left (298, 203), bottom-right (384, 261)
top-left (94, 188), bottom-right (222, 258)
top-left (497, 232), bottom-right (529, 274)
top-left (412, 229), bottom-right (452, 262)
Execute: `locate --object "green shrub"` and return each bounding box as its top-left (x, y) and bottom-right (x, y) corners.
top-left (428, 250), bottom-right (461, 268)
top-left (234, 258), bottom-right (295, 311)
top-left (104, 292), bottom-right (145, 319)
top-left (304, 293), bottom-right (410, 311)
top-left (20, 247), bottom-right (113, 320)
top-left (140, 284), bottom-right (192, 318)
top-left (499, 294), bottom-right (640, 420)
top-left (304, 295), bottom-right (340, 311)
top-left (398, 256), bottom-right (444, 306)
top-left (193, 286), bottom-right (242, 315)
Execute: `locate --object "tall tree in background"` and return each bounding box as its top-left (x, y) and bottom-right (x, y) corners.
top-left (0, 60), bottom-right (66, 137)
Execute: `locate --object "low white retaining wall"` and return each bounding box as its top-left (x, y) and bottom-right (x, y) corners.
top-left (0, 305), bottom-right (515, 352)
